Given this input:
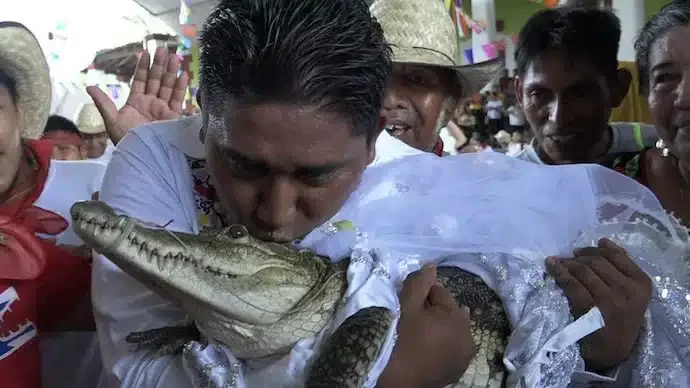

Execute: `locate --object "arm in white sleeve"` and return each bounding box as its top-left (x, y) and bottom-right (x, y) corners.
top-left (91, 128), bottom-right (240, 387)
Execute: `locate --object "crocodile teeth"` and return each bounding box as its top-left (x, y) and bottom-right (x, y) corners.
top-left (156, 254), bottom-right (166, 272)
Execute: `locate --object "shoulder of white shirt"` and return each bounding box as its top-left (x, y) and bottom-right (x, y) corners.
top-left (514, 121), bottom-right (657, 165)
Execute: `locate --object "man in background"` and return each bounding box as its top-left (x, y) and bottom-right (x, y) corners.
top-left (42, 115), bottom-right (83, 161)
top-left (513, 7), bottom-right (657, 166)
top-left (76, 104), bottom-right (114, 164)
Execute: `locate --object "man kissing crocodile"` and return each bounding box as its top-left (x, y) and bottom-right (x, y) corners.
top-left (80, 0), bottom-right (686, 387)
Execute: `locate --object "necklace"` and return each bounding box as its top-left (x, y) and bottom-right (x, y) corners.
top-left (656, 138), bottom-right (671, 157)
top-left (0, 184), bottom-right (36, 205)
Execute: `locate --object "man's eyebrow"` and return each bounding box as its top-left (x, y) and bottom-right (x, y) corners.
top-left (223, 147), bottom-right (348, 174)
top-left (222, 148), bottom-right (267, 167)
top-left (650, 61), bottom-right (674, 73)
top-left (294, 161), bottom-right (348, 176)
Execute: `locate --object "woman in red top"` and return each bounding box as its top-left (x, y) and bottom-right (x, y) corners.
top-left (0, 21), bottom-right (100, 388)
top-left (0, 21), bottom-right (189, 387)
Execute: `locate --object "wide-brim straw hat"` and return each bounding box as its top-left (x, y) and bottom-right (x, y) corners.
top-left (0, 22), bottom-right (51, 140)
top-left (370, 0), bottom-right (503, 96)
top-left (77, 103), bottom-right (106, 135)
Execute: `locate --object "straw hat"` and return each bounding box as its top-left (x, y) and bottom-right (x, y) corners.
top-left (0, 22), bottom-right (51, 139)
top-left (495, 129), bottom-right (511, 145)
top-left (76, 103), bottom-right (106, 135)
top-left (370, 0), bottom-right (503, 96)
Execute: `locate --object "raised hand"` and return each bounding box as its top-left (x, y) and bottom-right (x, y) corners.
top-left (86, 47), bottom-right (190, 145)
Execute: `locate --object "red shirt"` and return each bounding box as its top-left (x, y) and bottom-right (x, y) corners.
top-left (0, 140), bottom-right (92, 388)
top-left (433, 139), bottom-right (444, 157)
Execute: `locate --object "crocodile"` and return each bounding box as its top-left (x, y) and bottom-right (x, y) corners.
top-left (71, 200), bottom-right (511, 387)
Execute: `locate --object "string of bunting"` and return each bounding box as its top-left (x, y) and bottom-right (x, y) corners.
top-left (178, 0), bottom-right (197, 103)
top-left (528, 0), bottom-right (559, 7)
top-left (446, 0), bottom-right (486, 37)
top-left (178, 0), bottom-right (194, 60)
top-left (444, 0), bottom-right (522, 63)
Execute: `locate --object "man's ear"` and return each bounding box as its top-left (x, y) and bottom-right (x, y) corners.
top-left (445, 96), bottom-right (462, 123)
top-left (367, 115), bottom-right (386, 164)
top-left (514, 77), bottom-right (524, 107)
top-left (611, 68), bottom-right (632, 108)
top-left (199, 124), bottom-right (207, 144)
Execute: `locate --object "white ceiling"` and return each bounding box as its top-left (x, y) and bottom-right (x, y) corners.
top-left (133, 0), bottom-right (377, 35)
top-left (132, 0), bottom-right (215, 33)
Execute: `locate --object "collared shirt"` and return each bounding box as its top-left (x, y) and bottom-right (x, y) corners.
top-left (513, 122), bottom-right (657, 164)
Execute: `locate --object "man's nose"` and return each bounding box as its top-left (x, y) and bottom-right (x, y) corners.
top-left (256, 177), bottom-right (297, 229)
top-left (547, 97), bottom-right (573, 126)
top-left (383, 86), bottom-right (412, 111)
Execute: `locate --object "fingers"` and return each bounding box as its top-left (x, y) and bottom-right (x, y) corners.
top-left (145, 48), bottom-right (169, 96)
top-left (400, 265), bottom-right (437, 309)
top-left (130, 51), bottom-right (151, 95)
top-left (575, 238), bottom-right (644, 279)
top-left (169, 71), bottom-right (190, 114)
top-left (571, 255), bottom-right (630, 294)
top-left (426, 284), bottom-right (462, 313)
top-left (598, 238), bottom-right (647, 279)
top-left (546, 257), bottom-right (594, 317)
top-left (557, 258), bottom-right (611, 302)
top-left (86, 86), bottom-right (117, 130)
top-left (157, 54), bottom-right (182, 102)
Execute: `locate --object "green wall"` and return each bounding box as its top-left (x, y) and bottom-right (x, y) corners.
top-left (460, 0), bottom-right (672, 36)
top-left (645, 0), bottom-right (671, 21)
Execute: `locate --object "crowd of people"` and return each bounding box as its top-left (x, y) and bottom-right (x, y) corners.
top-left (2, 0), bottom-right (690, 387)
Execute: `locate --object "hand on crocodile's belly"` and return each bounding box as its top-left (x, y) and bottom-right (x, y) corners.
top-left (378, 265), bottom-right (475, 388)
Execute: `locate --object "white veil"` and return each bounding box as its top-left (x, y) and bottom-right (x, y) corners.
top-left (182, 152), bottom-right (690, 387)
top-left (300, 152), bottom-right (690, 387)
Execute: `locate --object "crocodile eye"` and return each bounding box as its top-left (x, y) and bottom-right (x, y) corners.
top-left (227, 224), bottom-right (249, 239)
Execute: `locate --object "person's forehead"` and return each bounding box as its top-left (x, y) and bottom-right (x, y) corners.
top-left (649, 26), bottom-right (690, 67)
top-left (393, 63), bottom-right (447, 80)
top-left (208, 102), bottom-right (366, 165)
top-left (0, 86), bottom-right (12, 100)
top-left (82, 132), bottom-right (106, 139)
top-left (522, 51), bottom-right (603, 86)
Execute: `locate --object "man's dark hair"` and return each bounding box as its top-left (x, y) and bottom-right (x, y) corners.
top-left (45, 115), bottom-right (80, 136)
top-left (515, 7), bottom-right (621, 79)
top-left (199, 0), bottom-right (391, 142)
top-left (635, 1), bottom-right (690, 94)
top-left (0, 68), bottom-right (18, 104)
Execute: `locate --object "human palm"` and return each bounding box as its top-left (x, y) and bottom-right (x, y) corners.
top-left (87, 48), bottom-right (190, 144)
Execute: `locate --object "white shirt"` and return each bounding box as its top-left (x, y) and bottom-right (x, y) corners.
top-left (507, 105), bottom-right (526, 126)
top-left (92, 116), bottom-right (630, 387)
top-left (514, 122), bottom-right (658, 164)
top-left (371, 129), bottom-right (423, 165)
top-left (439, 127), bottom-right (458, 155)
top-left (507, 142), bottom-right (526, 156)
top-left (485, 100), bottom-right (503, 120)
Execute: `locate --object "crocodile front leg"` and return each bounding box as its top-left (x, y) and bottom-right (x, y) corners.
top-left (126, 325), bottom-right (203, 357)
